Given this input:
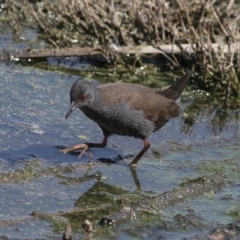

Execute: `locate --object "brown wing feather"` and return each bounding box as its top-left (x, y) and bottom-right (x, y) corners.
top-left (98, 83), bottom-right (180, 130)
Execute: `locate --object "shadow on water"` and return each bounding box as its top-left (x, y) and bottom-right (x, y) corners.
top-left (0, 50), bottom-right (239, 239)
top-left (0, 144), bottom-right (129, 165)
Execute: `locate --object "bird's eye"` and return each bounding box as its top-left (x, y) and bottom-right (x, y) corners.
top-left (80, 95), bottom-right (86, 101)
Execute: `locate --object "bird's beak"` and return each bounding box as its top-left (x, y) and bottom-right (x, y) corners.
top-left (65, 101), bottom-right (77, 119)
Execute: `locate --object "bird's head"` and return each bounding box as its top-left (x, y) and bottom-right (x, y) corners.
top-left (65, 80), bottom-right (97, 119)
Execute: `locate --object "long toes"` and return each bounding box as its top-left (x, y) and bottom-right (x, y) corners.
top-left (77, 145), bottom-right (93, 159)
top-left (60, 144), bottom-right (92, 159)
top-left (78, 149), bottom-right (86, 159)
top-left (78, 145), bottom-right (89, 159)
top-left (60, 144), bottom-right (87, 154)
top-left (60, 148), bottom-right (73, 154)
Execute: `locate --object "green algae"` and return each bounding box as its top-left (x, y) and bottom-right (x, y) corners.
top-left (196, 148), bottom-right (240, 181)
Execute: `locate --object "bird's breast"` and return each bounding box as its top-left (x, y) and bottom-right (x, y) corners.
top-left (80, 101), bottom-right (155, 138)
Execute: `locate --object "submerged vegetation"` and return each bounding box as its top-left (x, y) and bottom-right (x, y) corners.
top-left (0, 2), bottom-right (240, 239)
top-left (1, 0), bottom-right (240, 106)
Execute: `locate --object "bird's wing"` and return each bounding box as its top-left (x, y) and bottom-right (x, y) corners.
top-left (98, 83), bottom-right (180, 128)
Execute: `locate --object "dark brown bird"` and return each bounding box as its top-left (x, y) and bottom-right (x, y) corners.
top-left (61, 72), bottom-right (190, 166)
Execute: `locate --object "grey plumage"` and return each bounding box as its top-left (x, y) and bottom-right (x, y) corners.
top-left (62, 72), bottom-right (190, 166)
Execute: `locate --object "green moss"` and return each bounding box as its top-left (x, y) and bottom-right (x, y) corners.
top-left (225, 206), bottom-right (240, 220)
top-left (197, 155), bottom-right (240, 181)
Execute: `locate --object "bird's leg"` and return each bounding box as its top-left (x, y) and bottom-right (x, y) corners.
top-left (60, 136), bottom-right (108, 159)
top-left (129, 139), bottom-right (150, 167)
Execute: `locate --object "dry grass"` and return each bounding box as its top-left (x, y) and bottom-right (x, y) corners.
top-left (2, 0), bottom-right (240, 105)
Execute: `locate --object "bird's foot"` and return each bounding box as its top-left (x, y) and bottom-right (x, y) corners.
top-left (60, 143), bottom-right (93, 159)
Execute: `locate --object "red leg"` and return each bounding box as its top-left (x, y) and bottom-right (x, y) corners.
top-left (129, 139), bottom-right (150, 167)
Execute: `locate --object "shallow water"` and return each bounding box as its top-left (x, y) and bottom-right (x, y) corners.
top-left (0, 41), bottom-right (240, 239)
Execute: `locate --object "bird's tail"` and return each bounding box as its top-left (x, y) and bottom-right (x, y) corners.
top-left (160, 72), bottom-right (190, 101)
